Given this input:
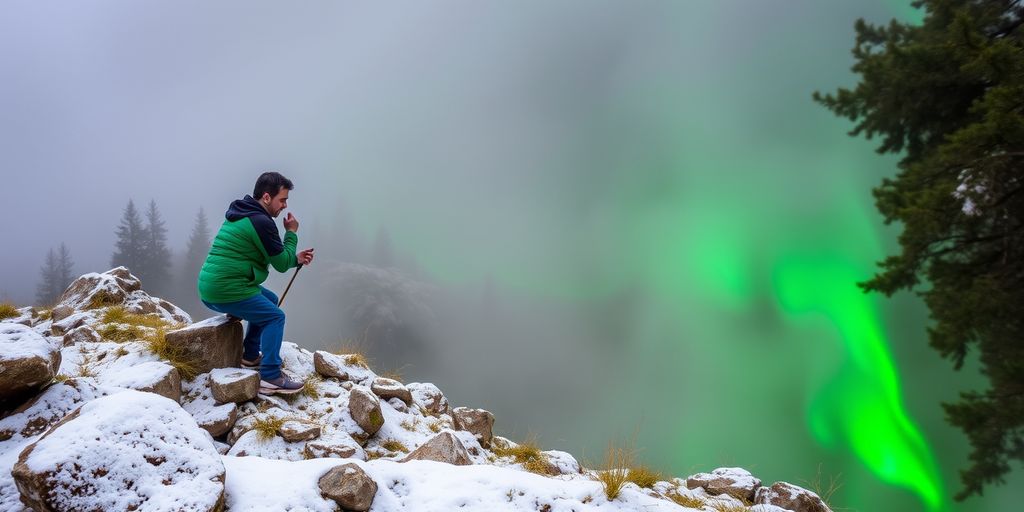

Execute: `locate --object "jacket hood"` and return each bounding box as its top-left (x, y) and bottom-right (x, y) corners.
top-left (225, 195), bottom-right (269, 222)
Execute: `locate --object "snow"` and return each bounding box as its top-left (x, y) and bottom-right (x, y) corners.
top-left (99, 360), bottom-right (174, 389)
top-left (222, 456), bottom-right (697, 512)
top-left (0, 323), bottom-right (53, 360)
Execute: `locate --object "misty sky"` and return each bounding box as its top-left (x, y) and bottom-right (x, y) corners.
top-left (2, 2), bottom-right (1017, 511)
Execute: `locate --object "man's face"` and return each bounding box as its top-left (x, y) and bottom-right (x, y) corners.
top-left (260, 187), bottom-right (289, 217)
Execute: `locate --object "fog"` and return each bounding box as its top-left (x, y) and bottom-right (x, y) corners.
top-left (2, 2), bottom-right (1018, 511)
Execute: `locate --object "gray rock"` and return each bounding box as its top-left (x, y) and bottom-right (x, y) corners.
top-left (49, 305), bottom-right (74, 323)
top-left (348, 387), bottom-right (384, 437)
top-left (318, 463), bottom-right (377, 512)
top-left (209, 368), bottom-right (259, 404)
top-left (407, 382), bottom-right (450, 416)
top-left (0, 324), bottom-right (61, 411)
top-left (452, 407), bottom-right (495, 448)
top-left (164, 316), bottom-right (243, 375)
top-left (686, 467), bottom-right (762, 503)
top-left (400, 431), bottom-right (473, 466)
top-left (279, 420), bottom-right (321, 442)
top-left (313, 350), bottom-right (350, 380)
top-left (62, 324), bottom-right (99, 346)
top-left (100, 361), bottom-right (181, 403)
top-left (304, 434), bottom-right (366, 460)
top-left (196, 402), bottom-right (238, 438)
top-left (755, 481), bottom-right (832, 512)
top-left (371, 377), bottom-right (412, 406)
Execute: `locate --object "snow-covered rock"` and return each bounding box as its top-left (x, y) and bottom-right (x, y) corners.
top-left (209, 367), bottom-right (259, 404)
top-left (318, 462), bottom-right (378, 511)
top-left (755, 481), bottom-right (832, 512)
top-left (407, 381), bottom-right (450, 416)
top-left (371, 376), bottom-right (413, 406)
top-left (686, 466), bottom-right (762, 502)
top-left (349, 387), bottom-right (384, 437)
top-left (314, 350), bottom-right (350, 380)
top-left (0, 323), bottom-right (61, 410)
top-left (11, 390), bottom-right (225, 512)
top-left (99, 360), bottom-right (181, 402)
top-left (400, 431), bottom-right (473, 466)
top-left (452, 406), bottom-right (495, 448)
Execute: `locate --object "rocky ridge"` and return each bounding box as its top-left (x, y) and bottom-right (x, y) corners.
top-left (0, 268), bottom-right (834, 512)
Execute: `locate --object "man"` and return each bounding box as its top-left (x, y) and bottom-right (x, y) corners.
top-left (198, 171), bottom-right (315, 395)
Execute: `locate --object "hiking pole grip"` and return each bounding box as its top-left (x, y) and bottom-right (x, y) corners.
top-left (278, 264), bottom-right (303, 307)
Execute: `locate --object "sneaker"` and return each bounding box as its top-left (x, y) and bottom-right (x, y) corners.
top-left (240, 353), bottom-right (262, 368)
top-left (259, 375), bottom-right (304, 395)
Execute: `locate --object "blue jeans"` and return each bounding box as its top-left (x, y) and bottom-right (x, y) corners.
top-left (202, 286), bottom-right (284, 380)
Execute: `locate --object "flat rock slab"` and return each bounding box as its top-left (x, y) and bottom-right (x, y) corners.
top-left (209, 368), bottom-right (259, 404)
top-left (165, 316), bottom-right (243, 375)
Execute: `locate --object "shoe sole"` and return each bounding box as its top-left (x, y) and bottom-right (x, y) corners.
top-left (258, 386), bottom-right (303, 395)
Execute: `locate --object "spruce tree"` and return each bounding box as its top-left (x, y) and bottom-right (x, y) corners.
top-left (35, 248), bottom-right (59, 306)
top-left (142, 199), bottom-right (172, 294)
top-left (179, 206), bottom-right (212, 311)
top-left (111, 199), bottom-right (148, 277)
top-left (815, 0), bottom-right (1024, 500)
top-left (56, 243), bottom-right (74, 298)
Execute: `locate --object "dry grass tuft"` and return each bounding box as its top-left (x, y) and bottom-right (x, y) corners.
top-left (97, 323), bottom-right (146, 342)
top-left (380, 438), bottom-right (409, 453)
top-left (493, 435), bottom-right (551, 476)
top-left (102, 306), bottom-right (171, 329)
top-left (143, 328), bottom-right (200, 379)
top-left (252, 416), bottom-right (285, 441)
top-left (594, 442), bottom-right (633, 501)
top-left (302, 374), bottom-right (322, 400)
top-left (626, 466), bottom-right (663, 489)
top-left (52, 374), bottom-right (72, 384)
top-left (709, 501), bottom-right (750, 512)
top-left (85, 290), bottom-right (121, 309)
top-left (668, 492), bottom-right (706, 508)
top-left (31, 307), bottom-right (52, 320)
top-left (0, 302), bottom-right (19, 320)
top-left (802, 464), bottom-right (842, 510)
top-left (400, 418), bottom-right (420, 432)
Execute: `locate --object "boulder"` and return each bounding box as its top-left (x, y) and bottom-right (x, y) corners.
top-left (194, 402), bottom-right (238, 438)
top-left (318, 463), bottom-right (377, 512)
top-left (57, 267), bottom-right (139, 310)
top-left (100, 361), bottom-right (181, 403)
top-left (407, 382), bottom-right (450, 416)
top-left (348, 387), bottom-right (384, 437)
top-left (755, 482), bottom-right (832, 512)
top-left (686, 467), bottom-right (762, 503)
top-left (0, 324), bottom-right (61, 411)
top-left (371, 377), bottom-right (412, 406)
top-left (313, 351), bottom-right (350, 380)
top-left (49, 305), bottom-right (74, 323)
top-left (452, 406), bottom-right (495, 448)
top-left (164, 316), bottom-right (243, 374)
top-left (279, 420), bottom-right (321, 442)
top-left (0, 379), bottom-right (111, 443)
top-left (49, 312), bottom-right (88, 336)
top-left (399, 431), bottom-right (473, 466)
top-left (209, 368), bottom-right (259, 404)
top-left (12, 390), bottom-right (225, 512)
top-left (62, 324), bottom-right (100, 346)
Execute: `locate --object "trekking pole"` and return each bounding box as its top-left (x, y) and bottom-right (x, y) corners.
top-left (278, 264), bottom-right (303, 307)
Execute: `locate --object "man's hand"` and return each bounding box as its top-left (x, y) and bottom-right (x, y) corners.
top-left (297, 248), bottom-right (315, 266)
top-left (283, 212), bottom-right (299, 232)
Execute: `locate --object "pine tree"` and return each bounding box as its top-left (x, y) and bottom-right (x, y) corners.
top-left (815, 0), bottom-right (1024, 500)
top-left (178, 206), bottom-right (212, 312)
top-left (56, 243), bottom-right (74, 298)
top-left (142, 199), bottom-right (172, 294)
top-left (35, 248), bottom-right (59, 306)
top-left (111, 199), bottom-right (148, 277)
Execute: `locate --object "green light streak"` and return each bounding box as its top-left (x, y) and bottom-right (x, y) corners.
top-left (773, 253), bottom-right (945, 510)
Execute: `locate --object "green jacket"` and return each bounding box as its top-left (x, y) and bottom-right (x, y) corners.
top-left (198, 195), bottom-right (299, 303)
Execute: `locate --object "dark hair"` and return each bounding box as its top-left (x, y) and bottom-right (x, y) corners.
top-left (253, 171), bottom-right (294, 200)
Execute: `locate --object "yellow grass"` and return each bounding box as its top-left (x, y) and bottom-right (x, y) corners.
top-left (0, 302), bottom-right (19, 320)
top-left (85, 290), bottom-right (121, 309)
top-left (102, 306), bottom-right (172, 329)
top-left (626, 466), bottom-right (663, 489)
top-left (302, 374), bottom-right (322, 400)
top-left (381, 439), bottom-right (409, 453)
top-left (143, 328), bottom-right (200, 379)
top-left (253, 416), bottom-right (285, 441)
top-left (594, 442), bottom-right (632, 501)
top-left (668, 492), bottom-right (706, 508)
top-left (493, 435), bottom-right (552, 476)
